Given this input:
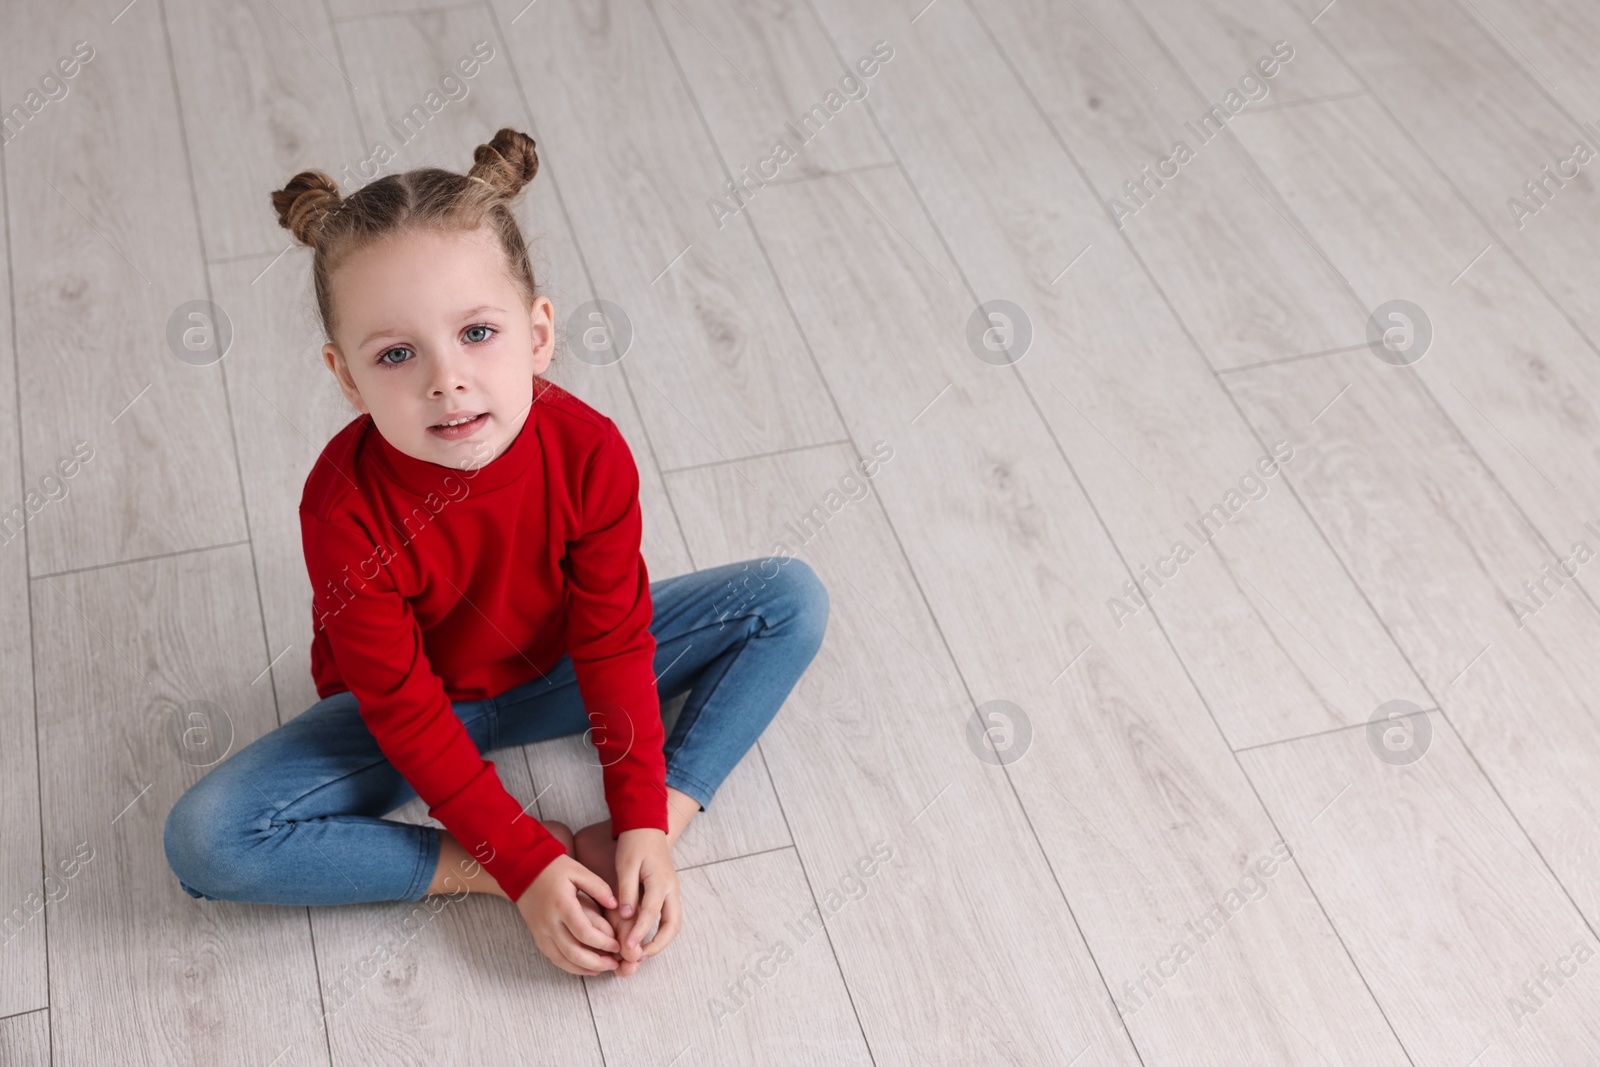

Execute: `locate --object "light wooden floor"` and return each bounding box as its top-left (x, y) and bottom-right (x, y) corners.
top-left (4, 0), bottom-right (1600, 1063)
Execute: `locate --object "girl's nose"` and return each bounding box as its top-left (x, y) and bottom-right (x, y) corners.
top-left (427, 345), bottom-right (471, 396)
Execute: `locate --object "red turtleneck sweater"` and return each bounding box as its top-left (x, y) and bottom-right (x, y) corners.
top-left (299, 377), bottom-right (668, 903)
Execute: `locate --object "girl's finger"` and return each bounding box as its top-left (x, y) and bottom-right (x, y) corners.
top-left (610, 912), bottom-right (642, 962)
top-left (554, 922), bottom-right (619, 974)
top-left (642, 891), bottom-right (682, 958)
top-left (629, 884), bottom-right (665, 954)
top-left (573, 866), bottom-right (619, 911)
top-left (565, 901), bottom-right (621, 955)
top-left (538, 933), bottom-right (595, 977)
top-left (582, 908), bottom-right (616, 939)
top-left (615, 856), bottom-right (642, 920)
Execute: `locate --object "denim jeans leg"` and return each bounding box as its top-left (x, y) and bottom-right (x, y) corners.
top-left (162, 690), bottom-right (497, 906)
top-left (492, 556), bottom-right (830, 815)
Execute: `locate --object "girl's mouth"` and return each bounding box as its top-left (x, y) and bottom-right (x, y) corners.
top-left (428, 412), bottom-right (488, 440)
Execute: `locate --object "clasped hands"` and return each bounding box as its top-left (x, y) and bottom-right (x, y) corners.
top-left (516, 826), bottom-right (682, 978)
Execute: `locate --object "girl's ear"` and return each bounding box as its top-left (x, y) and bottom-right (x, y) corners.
top-left (529, 295), bottom-right (555, 375)
top-left (323, 343), bottom-right (368, 414)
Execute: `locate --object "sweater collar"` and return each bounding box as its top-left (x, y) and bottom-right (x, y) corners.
top-left (365, 378), bottom-right (546, 497)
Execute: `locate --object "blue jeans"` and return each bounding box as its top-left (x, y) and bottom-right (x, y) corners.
top-left (163, 557), bottom-right (829, 906)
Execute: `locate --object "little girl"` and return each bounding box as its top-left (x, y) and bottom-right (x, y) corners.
top-left (163, 128), bottom-right (830, 979)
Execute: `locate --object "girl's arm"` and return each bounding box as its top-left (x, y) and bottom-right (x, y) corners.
top-left (300, 509), bottom-right (568, 902)
top-left (560, 421), bottom-right (670, 837)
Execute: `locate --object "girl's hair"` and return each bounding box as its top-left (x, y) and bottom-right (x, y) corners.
top-left (270, 127), bottom-right (543, 346)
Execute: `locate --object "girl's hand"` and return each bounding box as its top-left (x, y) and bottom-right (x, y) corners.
top-left (612, 827), bottom-right (683, 971)
top-left (516, 854), bottom-right (624, 976)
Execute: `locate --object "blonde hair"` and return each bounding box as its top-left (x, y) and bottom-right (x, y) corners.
top-left (270, 127), bottom-right (544, 347)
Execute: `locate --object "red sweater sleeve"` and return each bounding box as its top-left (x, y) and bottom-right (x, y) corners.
top-left (299, 511), bottom-right (569, 902)
top-left (565, 423), bottom-right (669, 838)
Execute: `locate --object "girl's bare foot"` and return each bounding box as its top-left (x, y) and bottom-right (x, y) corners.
top-left (426, 822), bottom-right (620, 933)
top-left (573, 820), bottom-right (620, 894)
top-left (545, 819), bottom-right (575, 854)
top-left (542, 820), bottom-right (615, 946)
top-left (573, 820), bottom-right (641, 976)
top-left (574, 789), bottom-right (702, 977)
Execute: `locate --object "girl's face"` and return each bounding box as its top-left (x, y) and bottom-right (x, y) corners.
top-left (321, 225), bottom-right (553, 471)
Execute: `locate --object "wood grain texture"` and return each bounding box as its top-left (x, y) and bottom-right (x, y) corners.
top-left (32, 545), bottom-right (324, 1067)
top-left (1129, 0), bottom-right (1359, 104)
top-left (653, 0), bottom-right (893, 182)
top-left (742, 163), bottom-right (1406, 1063)
top-left (666, 441), bottom-right (1140, 1065)
top-left (1229, 94), bottom-right (1600, 607)
top-left (12, 1), bottom-right (1600, 1063)
top-left (796, 0), bottom-right (1417, 750)
top-left (1286, 0), bottom-right (1600, 364)
top-left (1242, 713), bottom-right (1600, 1065)
top-left (584, 847), bottom-right (872, 1066)
top-left (2, 0), bottom-right (248, 577)
top-left (969, 0), bottom-right (1369, 372)
top-left (1229, 339), bottom-right (1600, 934)
top-left (0, 1009), bottom-right (50, 1067)
top-left (489, 0), bottom-right (848, 471)
top-left (164, 0), bottom-right (364, 262)
top-left (1455, 0), bottom-right (1600, 122)
top-left (0, 86), bottom-right (47, 1019)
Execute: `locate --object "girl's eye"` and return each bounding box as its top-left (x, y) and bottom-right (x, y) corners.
top-left (374, 325), bottom-right (493, 366)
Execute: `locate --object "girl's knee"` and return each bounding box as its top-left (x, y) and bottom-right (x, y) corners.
top-left (164, 776), bottom-right (259, 901)
top-left (769, 557), bottom-right (830, 647)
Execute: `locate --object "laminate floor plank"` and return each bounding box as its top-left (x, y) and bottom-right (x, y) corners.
top-left (32, 546), bottom-right (324, 1067)
top-left (744, 162), bottom-right (1408, 1063)
top-left (1233, 93), bottom-right (1600, 673)
top-left (968, 0), bottom-right (1369, 373)
top-left (797, 0), bottom-right (1419, 751)
top-left (1128, 0), bottom-right (1361, 104)
top-left (2, 2), bottom-right (248, 577)
top-left (0, 1009), bottom-right (51, 1067)
top-left (1285, 0), bottom-right (1600, 367)
top-left (0, 98), bottom-right (47, 1020)
top-left (651, 0), bottom-right (893, 183)
top-left (488, 0), bottom-right (847, 472)
top-left (1455, 0), bottom-right (1600, 122)
top-left (164, 0), bottom-right (363, 262)
top-left (584, 847), bottom-right (872, 1066)
top-left (666, 441), bottom-right (1140, 1066)
top-left (1229, 325), bottom-right (1600, 934)
top-left (1242, 713), bottom-right (1600, 1066)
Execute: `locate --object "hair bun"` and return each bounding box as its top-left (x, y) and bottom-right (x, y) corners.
top-left (467, 128), bottom-right (539, 199)
top-left (270, 171), bottom-right (343, 248)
